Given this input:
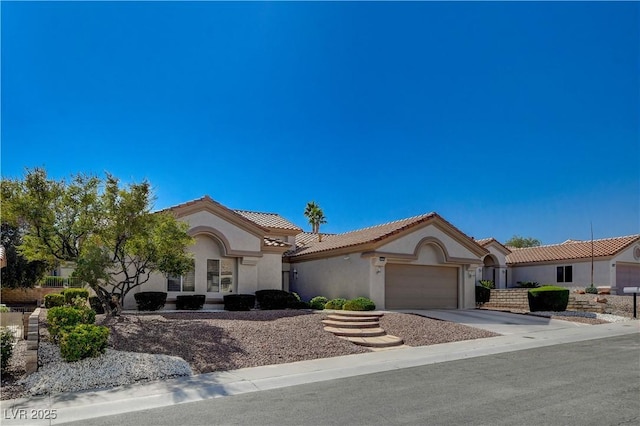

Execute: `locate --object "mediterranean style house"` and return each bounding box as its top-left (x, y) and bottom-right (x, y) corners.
top-left (71, 195), bottom-right (639, 310)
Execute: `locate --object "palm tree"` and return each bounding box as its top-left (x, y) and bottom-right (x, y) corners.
top-left (303, 201), bottom-right (327, 236)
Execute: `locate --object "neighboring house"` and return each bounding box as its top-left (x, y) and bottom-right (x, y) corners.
top-left (504, 235), bottom-right (640, 294)
top-left (474, 238), bottom-right (511, 289)
top-left (124, 196), bottom-right (299, 309)
top-left (285, 213), bottom-right (488, 310)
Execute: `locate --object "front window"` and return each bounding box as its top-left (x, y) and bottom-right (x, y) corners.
top-left (556, 265), bottom-right (573, 283)
top-left (207, 258), bottom-right (234, 292)
top-left (167, 261), bottom-right (195, 292)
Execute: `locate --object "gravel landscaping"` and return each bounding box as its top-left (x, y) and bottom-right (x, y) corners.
top-left (2, 297), bottom-right (636, 401)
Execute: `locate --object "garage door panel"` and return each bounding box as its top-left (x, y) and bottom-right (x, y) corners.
top-left (616, 263), bottom-right (640, 293)
top-left (386, 264), bottom-right (458, 309)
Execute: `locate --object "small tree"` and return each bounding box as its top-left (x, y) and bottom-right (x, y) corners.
top-left (2, 168), bottom-right (194, 316)
top-left (0, 222), bottom-right (50, 288)
top-left (505, 235), bottom-right (541, 248)
top-left (303, 201), bottom-right (327, 235)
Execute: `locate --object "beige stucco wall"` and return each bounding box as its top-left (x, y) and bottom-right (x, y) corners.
top-left (182, 210), bottom-right (262, 253)
top-left (508, 259), bottom-right (612, 289)
top-left (257, 253), bottom-right (285, 291)
top-left (478, 243), bottom-right (509, 289)
top-left (378, 224), bottom-right (480, 260)
top-left (290, 254), bottom-right (370, 303)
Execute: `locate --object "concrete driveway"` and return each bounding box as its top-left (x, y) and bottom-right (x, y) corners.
top-left (392, 309), bottom-right (587, 335)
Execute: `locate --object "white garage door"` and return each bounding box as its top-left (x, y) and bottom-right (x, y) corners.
top-left (616, 263), bottom-right (640, 293)
top-left (385, 264), bottom-right (458, 309)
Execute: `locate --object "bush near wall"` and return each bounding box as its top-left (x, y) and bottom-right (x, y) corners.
top-left (223, 294), bottom-right (256, 311)
top-left (44, 293), bottom-right (65, 308)
top-left (47, 306), bottom-right (96, 341)
top-left (59, 324), bottom-right (109, 362)
top-left (1, 327), bottom-right (14, 373)
top-left (325, 298), bottom-right (347, 310)
top-left (255, 290), bottom-right (298, 310)
top-left (528, 286), bottom-right (570, 312)
top-left (176, 295), bottom-right (205, 310)
top-left (343, 297), bottom-right (376, 311)
top-left (309, 296), bottom-right (328, 310)
top-left (134, 292), bottom-right (168, 311)
top-left (476, 286), bottom-right (491, 305)
top-left (63, 288), bottom-right (89, 305)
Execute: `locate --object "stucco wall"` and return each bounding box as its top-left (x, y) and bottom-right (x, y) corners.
top-left (182, 210), bottom-right (262, 253)
top-left (290, 254), bottom-right (370, 302)
top-left (508, 259), bottom-right (611, 289)
top-left (257, 253), bottom-right (284, 291)
top-left (378, 224), bottom-right (480, 260)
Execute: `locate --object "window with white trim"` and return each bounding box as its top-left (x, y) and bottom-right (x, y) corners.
top-left (207, 258), bottom-right (234, 292)
top-left (556, 265), bottom-right (573, 283)
top-left (167, 261), bottom-right (195, 292)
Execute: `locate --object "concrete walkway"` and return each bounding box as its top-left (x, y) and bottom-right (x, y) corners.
top-left (1, 321), bottom-right (637, 425)
top-left (395, 309), bottom-right (588, 334)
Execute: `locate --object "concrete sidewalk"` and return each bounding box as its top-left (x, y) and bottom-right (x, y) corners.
top-left (1, 321), bottom-right (638, 425)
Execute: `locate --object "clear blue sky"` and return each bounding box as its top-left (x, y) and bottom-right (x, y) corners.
top-left (2, 2), bottom-right (638, 244)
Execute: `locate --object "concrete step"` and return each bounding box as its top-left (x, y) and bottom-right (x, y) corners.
top-left (321, 319), bottom-right (380, 329)
top-left (325, 314), bottom-right (381, 323)
top-left (323, 326), bottom-right (386, 337)
top-left (338, 334), bottom-right (405, 348)
top-left (328, 311), bottom-right (384, 318)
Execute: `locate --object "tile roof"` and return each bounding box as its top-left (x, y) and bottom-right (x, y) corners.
top-left (263, 237), bottom-right (291, 248)
top-left (287, 213), bottom-right (440, 257)
top-left (506, 235), bottom-right (640, 264)
top-left (475, 237), bottom-right (511, 254)
top-left (233, 210), bottom-right (302, 232)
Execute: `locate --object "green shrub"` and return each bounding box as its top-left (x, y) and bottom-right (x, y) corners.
top-left (176, 295), bottom-right (205, 310)
top-left (134, 292), bottom-right (168, 311)
top-left (288, 300), bottom-right (311, 309)
top-left (325, 298), bottom-right (347, 310)
top-left (255, 290), bottom-right (297, 310)
top-left (47, 306), bottom-right (96, 341)
top-left (223, 294), bottom-right (256, 311)
top-left (343, 297), bottom-right (376, 311)
top-left (0, 304), bottom-right (10, 313)
top-left (44, 293), bottom-right (65, 308)
top-left (59, 324), bottom-right (109, 362)
top-left (309, 296), bottom-right (328, 310)
top-left (63, 288), bottom-right (89, 305)
top-left (476, 286), bottom-right (491, 305)
top-left (479, 280), bottom-right (495, 289)
top-left (1, 327), bottom-right (14, 373)
top-left (518, 281), bottom-right (540, 288)
top-left (528, 286), bottom-right (570, 312)
top-left (585, 286), bottom-right (598, 294)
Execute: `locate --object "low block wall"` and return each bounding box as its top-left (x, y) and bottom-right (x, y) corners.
top-left (483, 289), bottom-right (604, 313)
top-left (1, 287), bottom-right (62, 305)
top-left (25, 308), bottom-right (40, 374)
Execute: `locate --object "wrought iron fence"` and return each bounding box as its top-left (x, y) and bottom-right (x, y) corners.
top-left (40, 276), bottom-right (85, 288)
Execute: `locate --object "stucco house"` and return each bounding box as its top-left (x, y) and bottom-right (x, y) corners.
top-left (503, 235), bottom-right (640, 294)
top-left (123, 196), bottom-right (300, 309)
top-left (285, 213), bottom-right (488, 310)
top-left (475, 238), bottom-right (511, 289)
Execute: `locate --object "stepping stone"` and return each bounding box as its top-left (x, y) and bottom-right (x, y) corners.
top-left (329, 311), bottom-right (384, 318)
top-left (323, 326), bottom-right (386, 338)
top-left (338, 334), bottom-right (404, 348)
top-left (326, 314), bottom-right (381, 323)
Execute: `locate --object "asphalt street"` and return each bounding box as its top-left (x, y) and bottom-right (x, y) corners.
top-left (61, 334), bottom-right (640, 426)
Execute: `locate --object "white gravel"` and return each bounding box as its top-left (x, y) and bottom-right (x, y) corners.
top-left (19, 342), bottom-right (192, 396)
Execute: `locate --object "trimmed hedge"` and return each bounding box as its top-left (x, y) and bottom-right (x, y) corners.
top-left (343, 297), bottom-right (376, 311)
top-left (63, 288), bottom-right (89, 305)
top-left (223, 294), bottom-right (256, 311)
top-left (59, 324), bottom-right (109, 362)
top-left (288, 300), bottom-right (311, 309)
top-left (309, 296), bottom-right (328, 310)
top-left (255, 290), bottom-right (297, 310)
top-left (528, 286), bottom-right (569, 312)
top-left (476, 286), bottom-right (491, 305)
top-left (1, 327), bottom-right (14, 373)
top-left (134, 292), bottom-right (168, 311)
top-left (47, 306), bottom-right (96, 341)
top-left (176, 295), bottom-right (205, 310)
top-left (44, 293), bottom-right (65, 308)
top-left (325, 298), bottom-right (347, 310)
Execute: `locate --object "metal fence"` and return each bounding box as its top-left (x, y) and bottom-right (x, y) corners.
top-left (40, 276), bottom-right (85, 288)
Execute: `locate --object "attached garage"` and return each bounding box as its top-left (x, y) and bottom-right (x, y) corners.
top-left (385, 264), bottom-right (458, 309)
top-left (616, 263), bottom-right (640, 292)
